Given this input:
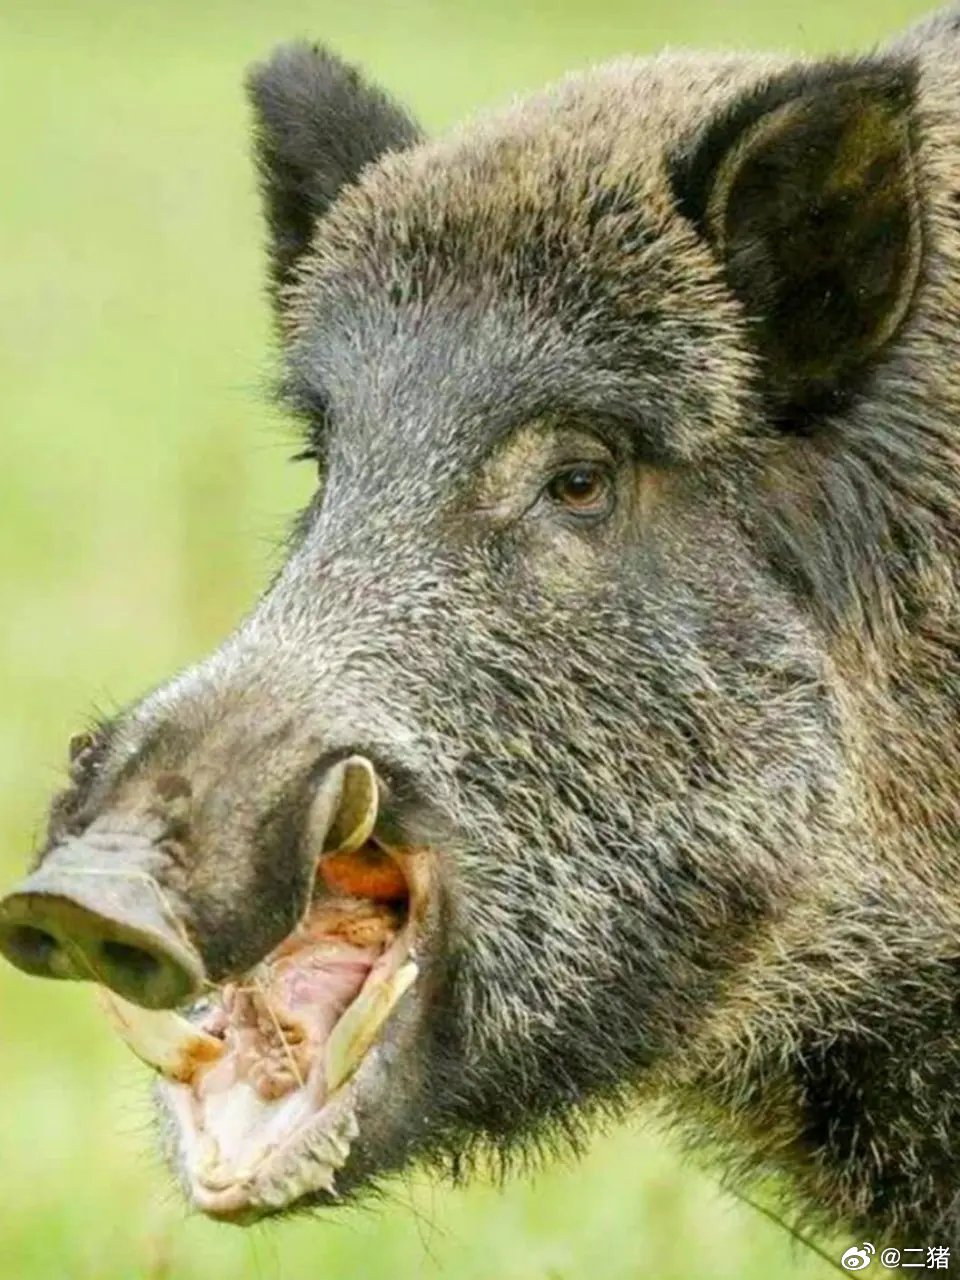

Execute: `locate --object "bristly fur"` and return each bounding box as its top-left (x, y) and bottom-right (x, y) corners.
top-left (27, 1), bottom-right (960, 1253)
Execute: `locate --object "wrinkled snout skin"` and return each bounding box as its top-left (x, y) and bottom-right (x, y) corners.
top-left (10, 2), bottom-right (960, 1247)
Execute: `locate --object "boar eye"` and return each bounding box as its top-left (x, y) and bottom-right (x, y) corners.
top-left (545, 464), bottom-right (614, 519)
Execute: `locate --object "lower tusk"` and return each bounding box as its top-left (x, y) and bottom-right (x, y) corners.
top-left (324, 959), bottom-right (418, 1096)
top-left (97, 988), bottom-right (224, 1082)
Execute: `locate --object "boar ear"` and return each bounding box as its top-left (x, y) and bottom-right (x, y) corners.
top-left (672, 62), bottom-right (921, 420)
top-left (246, 42), bottom-right (422, 312)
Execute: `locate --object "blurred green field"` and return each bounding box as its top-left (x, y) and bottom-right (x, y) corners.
top-left (0, 1), bottom-right (936, 1276)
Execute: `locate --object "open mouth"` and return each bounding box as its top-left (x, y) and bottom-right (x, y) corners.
top-left (96, 757), bottom-right (431, 1220)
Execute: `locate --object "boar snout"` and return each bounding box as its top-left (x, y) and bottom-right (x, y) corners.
top-left (0, 831), bottom-right (206, 1010)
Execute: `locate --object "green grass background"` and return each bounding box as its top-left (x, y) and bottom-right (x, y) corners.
top-left (0, 1), bottom-right (936, 1276)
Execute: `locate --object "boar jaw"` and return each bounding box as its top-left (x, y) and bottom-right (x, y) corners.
top-left (161, 852), bottom-right (427, 1220)
top-left (88, 753), bottom-right (434, 1220)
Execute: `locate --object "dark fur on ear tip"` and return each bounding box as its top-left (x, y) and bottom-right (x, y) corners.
top-left (246, 41), bottom-right (422, 305)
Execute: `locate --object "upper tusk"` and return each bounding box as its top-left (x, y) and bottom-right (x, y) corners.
top-left (322, 756), bottom-right (380, 855)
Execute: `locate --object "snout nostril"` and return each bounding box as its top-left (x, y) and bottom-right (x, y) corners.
top-left (0, 923), bottom-right (86, 981)
top-left (5, 925), bottom-right (59, 972)
top-left (98, 939), bottom-right (161, 989)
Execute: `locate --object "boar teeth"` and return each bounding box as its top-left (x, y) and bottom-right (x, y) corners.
top-left (325, 960), bottom-right (418, 1096)
top-left (96, 988), bottom-right (224, 1083)
top-left (324, 756), bottom-right (379, 855)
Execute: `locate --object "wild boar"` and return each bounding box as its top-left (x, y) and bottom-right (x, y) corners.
top-left (3, 2), bottom-right (960, 1248)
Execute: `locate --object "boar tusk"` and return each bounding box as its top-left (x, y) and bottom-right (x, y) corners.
top-left (96, 987), bottom-right (224, 1083)
top-left (324, 959), bottom-right (418, 1096)
top-left (323, 756), bottom-right (380, 855)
